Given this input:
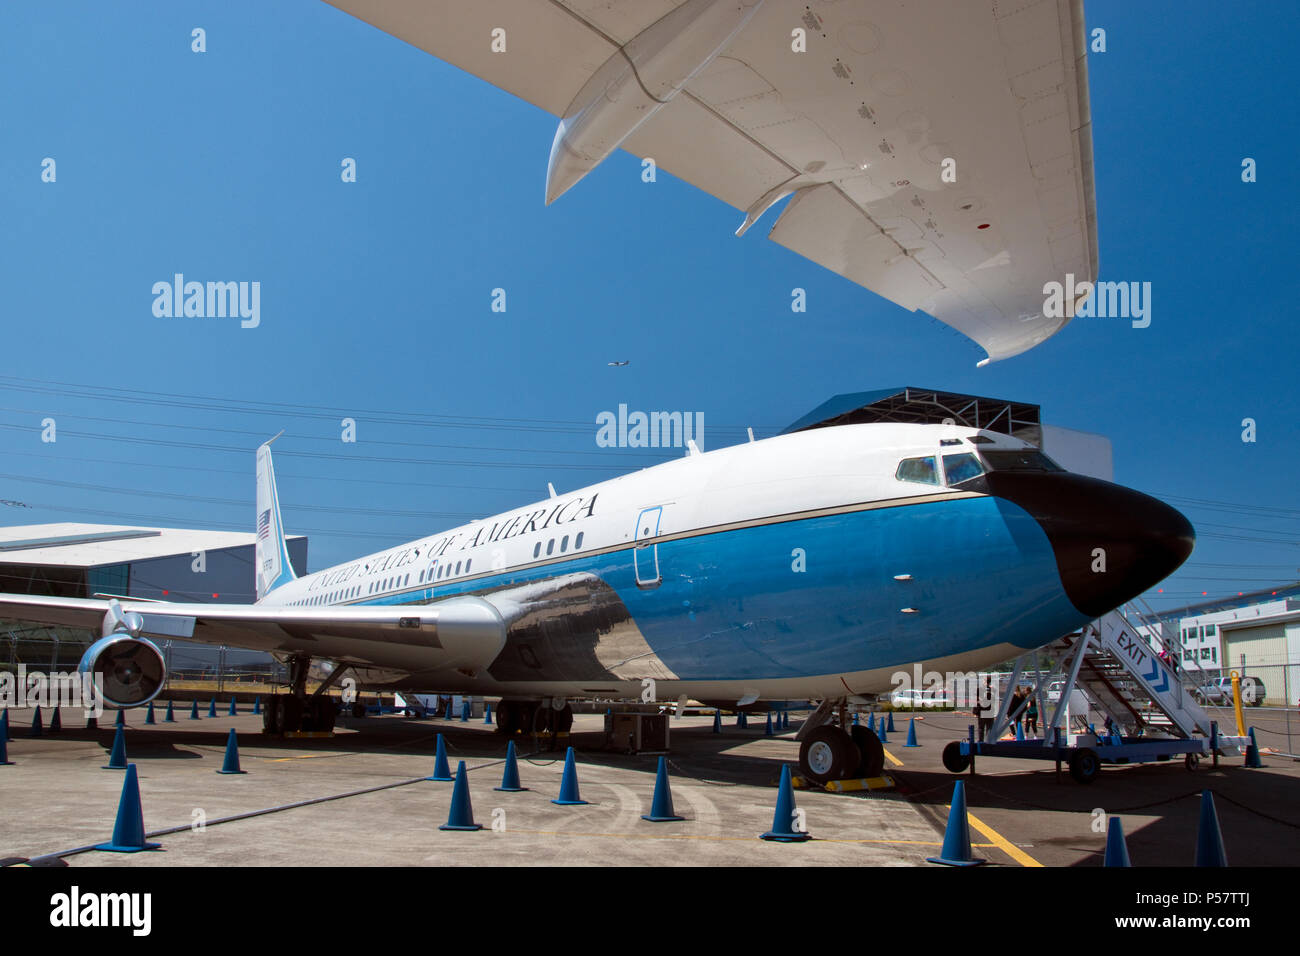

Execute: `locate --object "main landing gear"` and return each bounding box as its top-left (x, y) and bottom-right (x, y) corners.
top-left (494, 698), bottom-right (574, 741)
top-left (262, 654), bottom-right (340, 735)
top-left (796, 698), bottom-right (884, 785)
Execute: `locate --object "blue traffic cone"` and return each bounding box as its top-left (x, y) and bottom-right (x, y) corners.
top-left (867, 712), bottom-right (876, 733)
top-left (1104, 817), bottom-right (1131, 867)
top-left (144, 702), bottom-right (155, 725)
top-left (163, 700), bottom-right (175, 723)
top-left (552, 746), bottom-right (588, 805)
top-left (103, 725), bottom-right (128, 770)
top-left (642, 756), bottom-right (685, 822)
top-left (887, 711), bottom-right (896, 733)
top-left (926, 781), bottom-right (986, 865)
top-left (86, 715), bottom-right (98, 730)
top-left (116, 709), bottom-right (126, 727)
top-left (712, 710), bottom-right (721, 733)
top-left (0, 708), bottom-right (8, 741)
top-left (217, 728), bottom-right (247, 774)
top-left (484, 703), bottom-right (492, 724)
top-left (190, 700), bottom-right (200, 720)
top-left (460, 700), bottom-right (470, 722)
top-left (1244, 728), bottom-right (1263, 768)
top-left (439, 761), bottom-right (483, 831)
top-left (444, 700), bottom-right (454, 720)
top-left (765, 713), bottom-right (774, 736)
top-left (207, 698), bottom-right (216, 718)
top-left (878, 721), bottom-right (888, 745)
top-left (781, 711), bottom-right (789, 730)
top-left (905, 717), bottom-right (920, 747)
top-left (228, 698), bottom-right (238, 717)
top-left (0, 728), bottom-right (12, 765)
top-left (30, 705), bottom-right (42, 737)
top-left (494, 740), bottom-right (527, 792)
top-left (49, 706), bottom-right (61, 733)
top-left (427, 734), bottom-right (454, 782)
top-left (760, 765), bottom-right (810, 842)
top-left (852, 712), bottom-right (860, 726)
top-left (1014, 722), bottom-right (1024, 742)
top-left (1195, 790), bottom-right (1228, 866)
top-left (253, 696), bottom-right (262, 716)
top-left (94, 764), bottom-right (160, 852)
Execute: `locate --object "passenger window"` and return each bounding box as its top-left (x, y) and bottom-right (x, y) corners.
top-left (560, 535), bottom-right (568, 552)
top-left (896, 456), bottom-right (940, 485)
top-left (942, 453), bottom-right (985, 485)
top-left (533, 542), bottom-right (541, 559)
top-left (465, 559), bottom-right (472, 573)
top-left (455, 562), bottom-right (462, 575)
top-left (547, 539), bottom-right (555, 556)
top-left (575, 532), bottom-right (583, 549)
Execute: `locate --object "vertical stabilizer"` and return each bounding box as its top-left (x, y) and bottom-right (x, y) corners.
top-left (255, 434), bottom-right (297, 601)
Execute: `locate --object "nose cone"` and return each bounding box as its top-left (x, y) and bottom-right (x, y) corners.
top-left (981, 472), bottom-right (1194, 618)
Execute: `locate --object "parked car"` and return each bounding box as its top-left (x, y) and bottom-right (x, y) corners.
top-left (1193, 677), bottom-right (1266, 707)
top-left (890, 688), bottom-right (952, 708)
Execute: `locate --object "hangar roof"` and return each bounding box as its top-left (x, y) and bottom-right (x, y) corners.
top-left (782, 387), bottom-right (1042, 444)
top-left (0, 523), bottom-right (304, 568)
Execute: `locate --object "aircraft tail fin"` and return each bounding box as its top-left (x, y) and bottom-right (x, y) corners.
top-left (255, 433), bottom-right (297, 601)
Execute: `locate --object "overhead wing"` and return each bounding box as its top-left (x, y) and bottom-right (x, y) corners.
top-left (321, 0), bottom-right (1098, 364)
top-left (0, 593), bottom-right (506, 676)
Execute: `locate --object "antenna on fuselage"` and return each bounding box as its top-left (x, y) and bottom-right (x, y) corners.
top-left (547, 482), bottom-right (557, 498)
top-left (747, 427), bottom-right (755, 442)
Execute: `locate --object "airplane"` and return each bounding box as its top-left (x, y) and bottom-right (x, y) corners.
top-left (0, 420), bottom-right (1193, 784)
top-left (607, 361), bottom-right (630, 367)
top-left (320, 0), bottom-right (1100, 365)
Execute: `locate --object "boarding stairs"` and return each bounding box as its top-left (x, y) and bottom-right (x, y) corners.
top-left (1038, 601), bottom-right (1244, 752)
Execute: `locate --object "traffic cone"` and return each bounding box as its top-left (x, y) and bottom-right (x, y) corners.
top-left (867, 713), bottom-right (876, 733)
top-left (190, 700), bottom-right (200, 720)
top-left (444, 700), bottom-right (454, 720)
top-left (852, 712), bottom-right (860, 726)
top-left (1104, 817), bottom-right (1131, 867)
top-left (439, 761), bottom-right (483, 831)
top-left (207, 698), bottom-right (216, 718)
top-left (760, 765), bottom-right (810, 842)
top-left (94, 764), bottom-right (160, 852)
top-left (878, 721), bottom-right (888, 745)
top-left (144, 702), bottom-right (155, 725)
top-left (1014, 722), bottom-right (1024, 742)
top-left (0, 730), bottom-right (12, 765)
top-left (905, 717), bottom-right (920, 747)
top-left (460, 700), bottom-right (470, 722)
top-left (86, 715), bottom-right (98, 730)
top-left (494, 740), bottom-right (527, 792)
top-left (552, 746), bottom-right (588, 805)
top-left (163, 700), bottom-right (175, 723)
top-left (103, 725), bottom-right (128, 770)
top-left (0, 708), bottom-right (8, 741)
top-left (1195, 790), bottom-right (1228, 867)
top-left (30, 705), bottom-right (42, 737)
top-left (484, 703), bottom-right (492, 724)
top-left (116, 709), bottom-right (126, 727)
top-left (642, 756), bottom-right (685, 822)
top-left (49, 707), bottom-right (61, 734)
top-left (217, 729), bottom-right (247, 774)
top-left (764, 713), bottom-right (774, 736)
top-left (253, 696), bottom-right (262, 716)
top-left (926, 781), bottom-right (986, 865)
top-left (1244, 728), bottom-right (1264, 768)
top-left (427, 734), bottom-right (453, 782)
top-left (712, 710), bottom-right (721, 734)
top-left (228, 698), bottom-right (238, 717)
top-left (887, 711), bottom-right (896, 733)
top-left (781, 712), bottom-right (789, 730)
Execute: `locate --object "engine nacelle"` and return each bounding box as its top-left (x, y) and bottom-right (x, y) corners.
top-left (78, 633), bottom-right (167, 708)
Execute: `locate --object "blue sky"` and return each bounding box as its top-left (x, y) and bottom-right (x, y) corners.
top-left (1, 1), bottom-right (1296, 608)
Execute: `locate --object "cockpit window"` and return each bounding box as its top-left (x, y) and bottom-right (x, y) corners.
top-left (942, 452), bottom-right (985, 485)
top-left (896, 456), bottom-right (940, 485)
top-left (981, 449), bottom-right (1064, 472)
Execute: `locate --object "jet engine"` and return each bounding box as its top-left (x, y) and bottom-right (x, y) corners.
top-left (77, 600), bottom-right (167, 708)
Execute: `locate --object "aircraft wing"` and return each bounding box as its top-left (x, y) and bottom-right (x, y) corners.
top-left (0, 593), bottom-right (506, 675)
top-left (322, 0), bottom-right (1098, 364)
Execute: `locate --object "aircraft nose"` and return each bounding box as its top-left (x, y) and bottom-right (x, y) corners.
top-left (980, 472), bottom-right (1195, 618)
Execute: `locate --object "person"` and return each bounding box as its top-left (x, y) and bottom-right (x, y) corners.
top-left (1025, 693), bottom-right (1039, 736)
top-left (973, 677), bottom-right (994, 741)
top-left (1008, 686), bottom-right (1029, 736)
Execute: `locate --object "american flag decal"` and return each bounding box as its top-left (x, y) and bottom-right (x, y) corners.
top-left (257, 509), bottom-right (271, 541)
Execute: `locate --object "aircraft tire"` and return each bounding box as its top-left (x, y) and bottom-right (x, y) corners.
top-left (849, 725), bottom-right (884, 778)
top-left (1069, 747), bottom-right (1101, 784)
top-left (495, 700), bottom-right (516, 734)
top-left (798, 725), bottom-right (858, 785)
top-left (555, 704), bottom-right (574, 734)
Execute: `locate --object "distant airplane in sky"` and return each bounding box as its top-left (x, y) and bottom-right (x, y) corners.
top-left (607, 360), bottom-right (629, 367)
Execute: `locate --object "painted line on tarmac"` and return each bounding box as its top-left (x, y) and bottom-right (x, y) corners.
top-left (881, 746), bottom-right (903, 767)
top-left (966, 811), bottom-right (1043, 867)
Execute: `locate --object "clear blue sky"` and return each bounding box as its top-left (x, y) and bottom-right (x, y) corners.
top-left (1, 1), bottom-right (1296, 608)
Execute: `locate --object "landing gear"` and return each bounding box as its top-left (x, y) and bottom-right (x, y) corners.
top-left (798, 725), bottom-right (860, 785)
top-left (262, 654), bottom-right (340, 735)
top-left (495, 699), bottom-right (572, 740)
top-left (1069, 747), bottom-right (1101, 784)
top-left (942, 740), bottom-right (971, 774)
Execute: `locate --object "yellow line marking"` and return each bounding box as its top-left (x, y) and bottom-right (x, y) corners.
top-left (966, 811), bottom-right (1042, 867)
top-left (504, 828), bottom-right (994, 847)
top-left (881, 746), bottom-right (903, 767)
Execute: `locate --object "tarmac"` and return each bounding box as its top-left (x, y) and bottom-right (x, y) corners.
top-left (1, 703), bottom-right (1297, 866)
